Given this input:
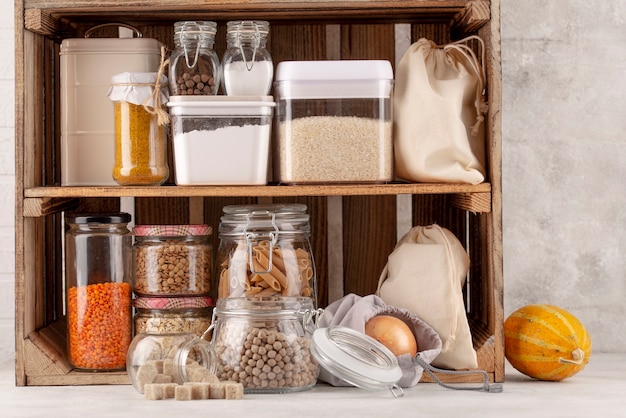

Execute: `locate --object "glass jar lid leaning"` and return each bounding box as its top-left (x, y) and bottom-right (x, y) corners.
top-left (217, 204), bottom-right (316, 304)
top-left (169, 21), bottom-right (221, 96)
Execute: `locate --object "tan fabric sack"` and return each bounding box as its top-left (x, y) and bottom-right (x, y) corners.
top-left (376, 224), bottom-right (478, 370)
top-left (393, 36), bottom-right (487, 184)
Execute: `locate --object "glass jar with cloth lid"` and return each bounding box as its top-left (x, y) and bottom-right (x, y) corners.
top-left (108, 71), bottom-right (169, 185)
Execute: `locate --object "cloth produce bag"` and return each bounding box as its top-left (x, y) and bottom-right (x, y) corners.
top-left (376, 224), bottom-right (478, 370)
top-left (317, 293), bottom-right (442, 388)
top-left (393, 36), bottom-right (487, 184)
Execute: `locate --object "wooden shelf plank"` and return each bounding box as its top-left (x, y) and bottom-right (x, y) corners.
top-left (23, 0), bottom-right (474, 34)
top-left (23, 197), bottom-right (79, 217)
top-left (24, 183), bottom-right (491, 198)
top-left (25, 183), bottom-right (491, 198)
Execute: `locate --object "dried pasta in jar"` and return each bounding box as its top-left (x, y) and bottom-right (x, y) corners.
top-left (217, 204), bottom-right (316, 305)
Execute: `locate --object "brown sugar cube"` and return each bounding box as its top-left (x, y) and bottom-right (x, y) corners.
top-left (187, 366), bottom-right (216, 383)
top-left (223, 381), bottom-right (244, 400)
top-left (147, 359), bottom-right (164, 374)
top-left (175, 385), bottom-right (193, 401)
top-left (136, 364), bottom-right (158, 392)
top-left (209, 382), bottom-right (225, 399)
top-left (162, 359), bottom-right (177, 379)
top-left (144, 383), bottom-right (165, 400)
top-left (153, 374), bottom-right (173, 384)
top-left (184, 382), bottom-right (210, 400)
top-left (201, 373), bottom-right (219, 384)
top-left (162, 383), bottom-right (178, 399)
top-left (144, 383), bottom-right (178, 400)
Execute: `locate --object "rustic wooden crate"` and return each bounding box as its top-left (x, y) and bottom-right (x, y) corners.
top-left (15, 0), bottom-right (503, 386)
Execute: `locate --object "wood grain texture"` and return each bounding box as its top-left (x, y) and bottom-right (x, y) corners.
top-left (15, 0), bottom-right (503, 385)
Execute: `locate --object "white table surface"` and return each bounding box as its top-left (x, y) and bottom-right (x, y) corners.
top-left (1, 353), bottom-right (625, 418)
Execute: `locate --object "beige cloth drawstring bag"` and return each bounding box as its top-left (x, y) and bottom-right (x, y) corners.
top-left (393, 36), bottom-right (487, 184)
top-left (376, 224), bottom-right (478, 370)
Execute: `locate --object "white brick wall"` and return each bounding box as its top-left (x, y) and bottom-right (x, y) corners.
top-left (0, 0), bottom-right (15, 361)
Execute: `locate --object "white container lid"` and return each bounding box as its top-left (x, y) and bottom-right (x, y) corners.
top-left (167, 95), bottom-right (275, 116)
top-left (274, 60), bottom-right (394, 99)
top-left (310, 326), bottom-right (404, 397)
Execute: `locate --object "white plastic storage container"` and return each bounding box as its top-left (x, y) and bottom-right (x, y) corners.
top-left (60, 37), bottom-right (163, 185)
top-left (274, 60), bottom-right (394, 184)
top-left (167, 96), bottom-right (275, 185)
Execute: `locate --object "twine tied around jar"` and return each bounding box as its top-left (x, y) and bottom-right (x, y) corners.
top-left (143, 45), bottom-right (170, 126)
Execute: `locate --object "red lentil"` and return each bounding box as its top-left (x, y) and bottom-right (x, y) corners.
top-left (67, 281), bottom-right (132, 370)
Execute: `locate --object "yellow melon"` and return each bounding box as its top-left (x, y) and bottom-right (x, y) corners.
top-left (504, 304), bottom-right (592, 381)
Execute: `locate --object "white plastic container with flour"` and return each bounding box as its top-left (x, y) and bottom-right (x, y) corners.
top-left (167, 96), bottom-right (275, 185)
top-left (60, 32), bottom-right (163, 185)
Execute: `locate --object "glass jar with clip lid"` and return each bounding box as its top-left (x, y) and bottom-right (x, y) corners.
top-left (216, 204), bottom-right (316, 304)
top-left (169, 21), bottom-right (221, 96)
top-left (222, 20), bottom-right (273, 96)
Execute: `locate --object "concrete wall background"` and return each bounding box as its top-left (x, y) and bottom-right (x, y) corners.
top-left (1, 0), bottom-right (624, 364)
top-left (501, 0), bottom-right (625, 351)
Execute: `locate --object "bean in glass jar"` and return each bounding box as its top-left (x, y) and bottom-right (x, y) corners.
top-left (133, 224), bottom-right (212, 297)
top-left (209, 297), bottom-right (320, 393)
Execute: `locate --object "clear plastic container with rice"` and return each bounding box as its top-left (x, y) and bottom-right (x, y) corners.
top-left (167, 96), bottom-right (275, 185)
top-left (274, 60), bottom-right (394, 184)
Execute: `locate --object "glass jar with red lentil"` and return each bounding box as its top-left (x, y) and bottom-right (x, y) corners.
top-left (64, 213), bottom-right (133, 371)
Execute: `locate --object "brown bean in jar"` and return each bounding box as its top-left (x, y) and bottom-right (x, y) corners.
top-left (133, 225), bottom-right (212, 296)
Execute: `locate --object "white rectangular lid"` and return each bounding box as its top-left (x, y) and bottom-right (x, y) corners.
top-left (274, 60), bottom-right (393, 99)
top-left (275, 60), bottom-right (393, 82)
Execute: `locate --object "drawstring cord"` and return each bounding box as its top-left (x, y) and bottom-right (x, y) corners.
top-left (443, 35), bottom-right (488, 136)
top-left (414, 354), bottom-right (503, 393)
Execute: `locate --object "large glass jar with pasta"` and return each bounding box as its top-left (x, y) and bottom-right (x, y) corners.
top-left (216, 204), bottom-right (316, 305)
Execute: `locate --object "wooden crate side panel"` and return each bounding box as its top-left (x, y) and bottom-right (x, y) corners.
top-left (16, 23), bottom-right (49, 385)
top-left (480, 0), bottom-right (504, 382)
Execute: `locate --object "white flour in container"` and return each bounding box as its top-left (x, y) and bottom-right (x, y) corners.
top-left (278, 116), bottom-right (393, 183)
top-left (173, 124), bottom-right (271, 185)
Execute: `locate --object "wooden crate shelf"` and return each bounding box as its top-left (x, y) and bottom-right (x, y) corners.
top-left (15, 0), bottom-right (503, 387)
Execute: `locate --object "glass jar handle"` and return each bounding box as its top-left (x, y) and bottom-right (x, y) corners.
top-left (237, 20), bottom-right (261, 71)
top-left (243, 210), bottom-right (279, 275)
top-left (301, 308), bottom-right (324, 334)
top-left (181, 21), bottom-right (202, 69)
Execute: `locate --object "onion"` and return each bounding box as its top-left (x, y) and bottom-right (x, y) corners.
top-left (364, 315), bottom-right (418, 357)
